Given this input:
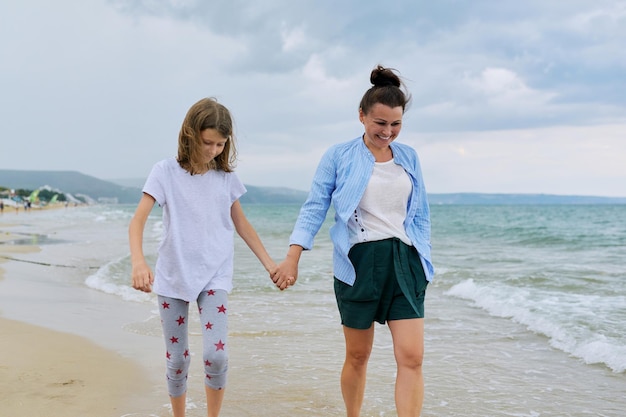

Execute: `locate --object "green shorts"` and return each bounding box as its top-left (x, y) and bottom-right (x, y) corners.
top-left (334, 238), bottom-right (428, 329)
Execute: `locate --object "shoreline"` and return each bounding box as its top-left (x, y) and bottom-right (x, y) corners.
top-left (1, 206), bottom-right (625, 416)
top-left (0, 219), bottom-right (162, 417)
top-left (0, 225), bottom-right (39, 280)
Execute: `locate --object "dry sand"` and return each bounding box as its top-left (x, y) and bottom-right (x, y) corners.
top-left (0, 317), bottom-right (150, 417)
top-left (0, 221), bottom-right (158, 417)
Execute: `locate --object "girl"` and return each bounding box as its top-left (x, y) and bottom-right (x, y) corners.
top-left (129, 97), bottom-right (286, 417)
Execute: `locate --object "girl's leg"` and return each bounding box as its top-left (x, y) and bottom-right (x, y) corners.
top-left (204, 385), bottom-right (225, 417)
top-left (197, 289), bottom-right (229, 417)
top-left (341, 324), bottom-right (375, 417)
top-left (387, 318), bottom-right (424, 417)
top-left (170, 394), bottom-right (187, 417)
top-left (158, 296), bottom-right (191, 417)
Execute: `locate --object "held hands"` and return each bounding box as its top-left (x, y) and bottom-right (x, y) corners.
top-left (270, 259), bottom-right (298, 291)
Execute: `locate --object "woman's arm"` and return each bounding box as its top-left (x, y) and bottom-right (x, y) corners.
top-left (276, 148), bottom-right (338, 285)
top-left (274, 244), bottom-right (303, 286)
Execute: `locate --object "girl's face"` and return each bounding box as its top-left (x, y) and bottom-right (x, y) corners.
top-left (359, 103), bottom-right (403, 151)
top-left (199, 128), bottom-right (227, 164)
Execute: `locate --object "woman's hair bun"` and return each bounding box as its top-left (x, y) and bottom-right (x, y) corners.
top-left (359, 64), bottom-right (411, 114)
top-left (370, 65), bottom-right (401, 88)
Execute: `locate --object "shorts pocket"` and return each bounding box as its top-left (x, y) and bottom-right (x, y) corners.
top-left (338, 243), bottom-right (379, 302)
top-left (409, 248), bottom-right (429, 295)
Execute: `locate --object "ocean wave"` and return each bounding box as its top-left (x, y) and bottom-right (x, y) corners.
top-left (84, 255), bottom-right (154, 304)
top-left (446, 279), bottom-right (626, 373)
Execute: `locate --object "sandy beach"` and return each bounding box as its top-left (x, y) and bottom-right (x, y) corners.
top-left (0, 213), bottom-right (161, 417)
top-left (1, 206), bottom-right (625, 417)
top-left (0, 317), bottom-right (151, 417)
top-left (0, 215), bottom-right (341, 417)
top-left (0, 211), bottom-right (338, 417)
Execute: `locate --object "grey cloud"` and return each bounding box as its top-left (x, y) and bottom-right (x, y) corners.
top-left (1, 0), bottom-right (625, 195)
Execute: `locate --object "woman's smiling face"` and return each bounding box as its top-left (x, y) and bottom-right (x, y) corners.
top-left (359, 103), bottom-right (403, 152)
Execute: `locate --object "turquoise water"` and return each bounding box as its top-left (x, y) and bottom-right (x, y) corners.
top-left (2, 203), bottom-right (625, 416)
top-left (432, 205), bottom-right (626, 373)
top-left (85, 203), bottom-right (626, 373)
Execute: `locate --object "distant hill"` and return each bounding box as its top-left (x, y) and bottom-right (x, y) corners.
top-left (0, 169), bottom-right (142, 204)
top-left (240, 185), bottom-right (308, 204)
top-left (106, 177), bottom-right (309, 204)
top-left (0, 170), bottom-right (308, 205)
top-left (107, 177), bottom-right (146, 188)
top-left (107, 178), bottom-right (309, 205)
top-left (2, 170), bottom-right (624, 205)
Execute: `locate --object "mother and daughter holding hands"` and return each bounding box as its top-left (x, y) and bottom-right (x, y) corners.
top-left (129, 65), bottom-right (434, 417)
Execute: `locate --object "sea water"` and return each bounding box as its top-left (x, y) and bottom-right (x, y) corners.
top-left (1, 203), bottom-right (625, 416)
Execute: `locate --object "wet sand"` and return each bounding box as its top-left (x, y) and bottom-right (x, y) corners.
top-left (0, 222), bottom-right (159, 417)
top-left (2, 208), bottom-right (626, 417)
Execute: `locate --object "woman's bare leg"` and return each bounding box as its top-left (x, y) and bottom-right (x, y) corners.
top-left (388, 318), bottom-right (424, 417)
top-left (341, 324), bottom-right (375, 417)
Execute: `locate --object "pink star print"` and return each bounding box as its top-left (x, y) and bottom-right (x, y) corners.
top-left (215, 340), bottom-right (225, 351)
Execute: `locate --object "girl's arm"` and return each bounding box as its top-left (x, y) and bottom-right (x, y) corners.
top-left (128, 193), bottom-right (156, 293)
top-left (231, 200), bottom-right (284, 288)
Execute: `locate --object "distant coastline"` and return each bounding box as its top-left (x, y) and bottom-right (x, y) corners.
top-left (1, 170), bottom-right (625, 205)
top-left (427, 192), bottom-right (626, 205)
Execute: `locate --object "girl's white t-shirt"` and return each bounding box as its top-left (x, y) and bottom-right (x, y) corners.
top-left (143, 157), bottom-right (246, 301)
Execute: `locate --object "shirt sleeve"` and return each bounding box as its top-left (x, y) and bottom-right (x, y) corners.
top-left (229, 172), bottom-right (247, 204)
top-left (289, 147), bottom-right (337, 249)
top-left (408, 150), bottom-right (434, 280)
top-left (142, 161), bottom-right (166, 206)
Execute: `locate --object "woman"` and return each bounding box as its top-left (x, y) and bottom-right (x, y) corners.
top-left (274, 65), bottom-right (434, 417)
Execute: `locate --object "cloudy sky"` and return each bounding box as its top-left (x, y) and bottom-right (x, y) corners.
top-left (1, 0), bottom-right (625, 196)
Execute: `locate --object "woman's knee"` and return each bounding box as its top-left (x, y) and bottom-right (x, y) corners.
top-left (343, 325), bottom-right (375, 367)
top-left (395, 348), bottom-right (424, 369)
top-left (345, 344), bottom-right (372, 367)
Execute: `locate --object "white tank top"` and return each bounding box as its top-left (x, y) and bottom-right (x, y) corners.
top-left (348, 159), bottom-right (412, 246)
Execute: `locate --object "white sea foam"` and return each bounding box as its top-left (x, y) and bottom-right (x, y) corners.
top-left (85, 255), bottom-right (154, 304)
top-left (572, 336), bottom-right (626, 373)
top-left (3, 203), bottom-right (625, 416)
top-left (446, 278), bottom-right (626, 373)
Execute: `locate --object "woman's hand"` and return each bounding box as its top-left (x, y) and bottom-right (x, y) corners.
top-left (271, 258), bottom-right (298, 291)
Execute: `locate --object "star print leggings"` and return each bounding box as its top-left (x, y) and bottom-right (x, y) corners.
top-left (158, 289), bottom-right (228, 397)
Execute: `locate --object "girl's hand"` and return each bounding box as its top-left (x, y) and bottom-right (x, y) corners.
top-left (131, 261), bottom-right (154, 293)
